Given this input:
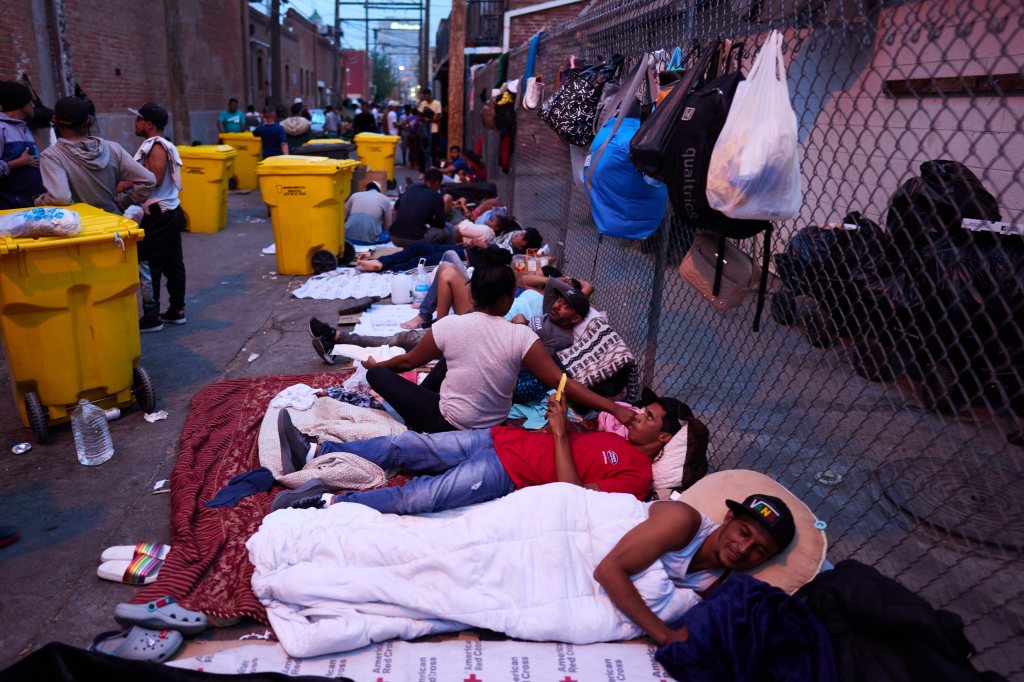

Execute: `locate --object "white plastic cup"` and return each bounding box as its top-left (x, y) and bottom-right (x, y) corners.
top-left (391, 273), bottom-right (413, 304)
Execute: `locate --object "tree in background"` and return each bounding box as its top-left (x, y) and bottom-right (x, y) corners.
top-left (371, 50), bottom-right (398, 102)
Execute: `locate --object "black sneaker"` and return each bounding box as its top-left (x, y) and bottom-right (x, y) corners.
top-left (271, 479), bottom-right (331, 512)
top-left (160, 308), bottom-right (187, 325)
top-left (312, 337), bottom-right (335, 365)
top-left (278, 410), bottom-right (313, 474)
top-left (139, 316), bottom-right (164, 333)
top-left (308, 317), bottom-right (335, 341)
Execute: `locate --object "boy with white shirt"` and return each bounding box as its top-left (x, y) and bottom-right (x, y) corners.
top-left (127, 102), bottom-right (187, 333)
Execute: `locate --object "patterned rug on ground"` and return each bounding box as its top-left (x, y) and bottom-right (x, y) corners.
top-left (131, 372), bottom-right (408, 624)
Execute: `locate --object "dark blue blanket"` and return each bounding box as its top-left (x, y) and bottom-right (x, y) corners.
top-left (656, 574), bottom-right (836, 682)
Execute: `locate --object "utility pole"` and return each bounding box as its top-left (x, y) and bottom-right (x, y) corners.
top-left (270, 0), bottom-right (282, 106)
top-left (448, 0), bottom-right (465, 149)
top-left (240, 0), bottom-right (251, 108)
top-left (163, 0), bottom-right (191, 143)
top-left (332, 0), bottom-right (341, 105)
top-left (420, 0), bottom-right (430, 89)
top-left (365, 0), bottom-right (371, 100)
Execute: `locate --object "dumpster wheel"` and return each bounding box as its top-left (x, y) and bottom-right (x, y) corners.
top-left (24, 392), bottom-right (48, 444)
top-left (132, 367), bottom-right (157, 413)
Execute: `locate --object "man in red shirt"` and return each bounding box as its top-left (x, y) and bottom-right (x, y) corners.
top-left (272, 389), bottom-right (687, 515)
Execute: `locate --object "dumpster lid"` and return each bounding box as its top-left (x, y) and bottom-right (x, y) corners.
top-left (304, 138), bottom-right (349, 146)
top-left (179, 144), bottom-right (238, 159)
top-left (0, 203), bottom-right (142, 255)
top-left (354, 133), bottom-right (401, 143)
top-left (256, 156), bottom-right (360, 175)
top-left (218, 132), bottom-right (257, 140)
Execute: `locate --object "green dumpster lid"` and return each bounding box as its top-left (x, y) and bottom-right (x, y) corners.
top-left (354, 133), bottom-right (401, 143)
top-left (0, 203), bottom-right (142, 255)
top-left (179, 144), bottom-right (238, 159)
top-left (256, 156), bottom-right (360, 175)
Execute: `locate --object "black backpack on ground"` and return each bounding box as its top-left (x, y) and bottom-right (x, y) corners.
top-left (886, 159), bottom-right (1001, 254)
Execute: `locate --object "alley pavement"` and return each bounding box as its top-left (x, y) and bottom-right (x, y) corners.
top-left (0, 169), bottom-right (420, 668)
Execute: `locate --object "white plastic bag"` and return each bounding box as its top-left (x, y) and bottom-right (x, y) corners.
top-left (706, 31), bottom-right (801, 220)
top-left (0, 207), bottom-right (82, 239)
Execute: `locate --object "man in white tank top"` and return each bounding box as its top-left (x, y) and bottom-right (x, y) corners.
top-left (595, 493), bottom-right (796, 646)
top-left (126, 103), bottom-right (187, 333)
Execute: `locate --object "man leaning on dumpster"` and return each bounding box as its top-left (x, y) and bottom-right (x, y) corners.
top-left (35, 96), bottom-right (155, 215)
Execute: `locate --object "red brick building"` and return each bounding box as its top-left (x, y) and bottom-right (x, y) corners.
top-left (0, 1), bottom-right (364, 151)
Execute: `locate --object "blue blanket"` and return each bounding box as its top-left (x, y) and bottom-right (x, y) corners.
top-left (656, 574), bottom-right (837, 682)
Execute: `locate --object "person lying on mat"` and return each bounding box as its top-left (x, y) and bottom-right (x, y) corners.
top-left (271, 384), bottom-right (687, 515)
top-left (595, 492), bottom-right (795, 645)
top-left (307, 262), bottom-right (594, 364)
top-left (343, 247), bottom-right (635, 433)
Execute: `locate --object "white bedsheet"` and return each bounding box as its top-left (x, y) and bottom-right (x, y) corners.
top-left (291, 269), bottom-right (395, 300)
top-left (248, 483), bottom-right (700, 658)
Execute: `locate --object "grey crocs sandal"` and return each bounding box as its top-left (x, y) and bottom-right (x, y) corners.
top-left (90, 625), bottom-right (184, 662)
top-left (113, 595), bottom-right (208, 636)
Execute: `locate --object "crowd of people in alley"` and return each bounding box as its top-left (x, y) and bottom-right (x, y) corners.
top-left (0, 76), bottom-right (800, 663)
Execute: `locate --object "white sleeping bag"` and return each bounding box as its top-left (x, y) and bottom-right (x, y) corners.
top-left (248, 482), bottom-right (706, 658)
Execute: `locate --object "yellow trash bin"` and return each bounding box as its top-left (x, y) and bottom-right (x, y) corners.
top-left (0, 204), bottom-right (155, 443)
top-left (218, 132), bottom-right (261, 190)
top-left (353, 133), bottom-right (401, 181)
top-left (256, 156), bottom-right (359, 276)
top-left (179, 144), bottom-right (237, 233)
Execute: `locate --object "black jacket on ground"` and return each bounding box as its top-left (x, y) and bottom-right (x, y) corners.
top-left (796, 559), bottom-right (1006, 682)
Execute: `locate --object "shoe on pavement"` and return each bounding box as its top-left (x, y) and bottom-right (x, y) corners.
top-left (312, 337), bottom-right (335, 365)
top-left (160, 308), bottom-right (187, 325)
top-left (278, 410), bottom-right (313, 475)
top-left (139, 316), bottom-right (164, 333)
top-left (271, 479), bottom-right (332, 512)
top-left (308, 317), bottom-right (335, 342)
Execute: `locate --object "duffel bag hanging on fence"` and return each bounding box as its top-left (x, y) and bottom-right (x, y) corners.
top-left (538, 55), bottom-right (623, 147)
top-left (583, 54), bottom-right (667, 240)
top-left (706, 31), bottom-right (802, 221)
top-left (630, 43), bottom-right (717, 181)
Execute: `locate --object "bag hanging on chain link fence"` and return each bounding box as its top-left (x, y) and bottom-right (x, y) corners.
top-left (629, 44), bottom-right (717, 181)
top-left (583, 54), bottom-right (667, 240)
top-left (538, 55), bottom-right (623, 147)
top-left (679, 232), bottom-right (762, 311)
top-left (705, 31), bottom-right (802, 221)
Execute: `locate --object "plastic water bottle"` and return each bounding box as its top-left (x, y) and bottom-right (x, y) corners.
top-left (71, 399), bottom-right (115, 466)
top-left (412, 258), bottom-right (429, 305)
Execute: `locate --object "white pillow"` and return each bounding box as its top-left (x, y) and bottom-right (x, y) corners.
top-left (652, 423), bottom-right (688, 490)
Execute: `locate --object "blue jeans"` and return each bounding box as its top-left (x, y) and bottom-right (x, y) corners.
top-left (321, 430), bottom-right (515, 514)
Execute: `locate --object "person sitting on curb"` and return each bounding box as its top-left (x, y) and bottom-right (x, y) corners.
top-left (271, 382), bottom-right (689, 515)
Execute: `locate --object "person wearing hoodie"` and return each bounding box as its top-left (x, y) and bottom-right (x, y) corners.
top-left (127, 102), bottom-right (187, 333)
top-left (0, 81), bottom-right (45, 209)
top-left (35, 97), bottom-right (154, 215)
top-left (281, 102), bottom-right (312, 152)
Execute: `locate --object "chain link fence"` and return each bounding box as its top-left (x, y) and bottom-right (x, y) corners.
top-left (463, 0), bottom-right (1024, 675)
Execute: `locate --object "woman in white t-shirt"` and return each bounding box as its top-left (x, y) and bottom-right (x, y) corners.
top-left (363, 248), bottom-right (635, 433)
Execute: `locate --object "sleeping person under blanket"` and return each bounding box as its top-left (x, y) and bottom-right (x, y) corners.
top-left (248, 481), bottom-right (795, 658)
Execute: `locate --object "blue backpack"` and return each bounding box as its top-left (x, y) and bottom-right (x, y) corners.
top-left (583, 56), bottom-right (667, 240)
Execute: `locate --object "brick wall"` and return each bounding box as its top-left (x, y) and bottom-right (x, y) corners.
top-left (506, 0), bottom-right (587, 50)
top-left (0, 0), bottom-right (41, 81)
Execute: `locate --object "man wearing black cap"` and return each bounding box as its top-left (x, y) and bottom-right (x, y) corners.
top-left (35, 96), bottom-right (154, 215)
top-left (595, 492), bottom-right (795, 646)
top-left (270, 384), bottom-right (682, 515)
top-left (0, 81), bottom-right (45, 209)
top-left (126, 103), bottom-right (187, 332)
